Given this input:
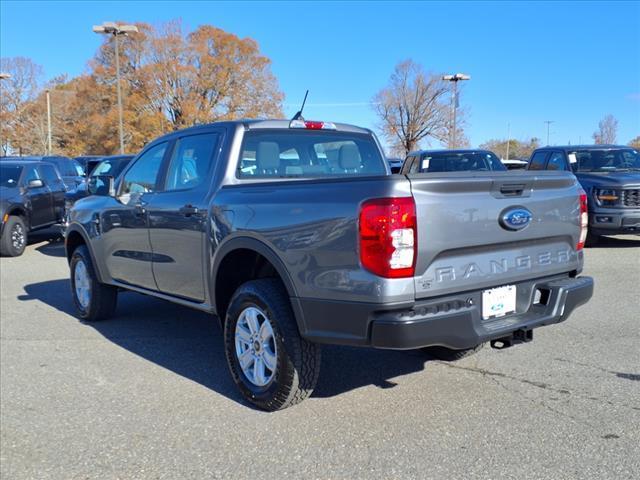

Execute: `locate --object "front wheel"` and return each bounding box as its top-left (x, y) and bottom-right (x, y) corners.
top-left (0, 216), bottom-right (27, 257)
top-left (224, 278), bottom-right (321, 411)
top-left (421, 343), bottom-right (485, 361)
top-left (70, 245), bottom-right (118, 321)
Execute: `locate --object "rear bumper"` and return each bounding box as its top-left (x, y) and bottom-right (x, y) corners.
top-left (589, 208), bottom-right (640, 235)
top-left (295, 275), bottom-right (593, 350)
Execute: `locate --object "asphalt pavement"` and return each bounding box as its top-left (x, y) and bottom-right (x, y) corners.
top-left (1, 229), bottom-right (639, 479)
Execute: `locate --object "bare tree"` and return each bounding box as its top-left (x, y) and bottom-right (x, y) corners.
top-left (0, 57), bottom-right (44, 154)
top-left (592, 114), bottom-right (618, 144)
top-left (373, 60), bottom-right (450, 155)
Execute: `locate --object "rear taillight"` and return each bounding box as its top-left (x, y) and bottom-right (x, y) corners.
top-left (359, 197), bottom-right (417, 278)
top-left (577, 190), bottom-right (588, 250)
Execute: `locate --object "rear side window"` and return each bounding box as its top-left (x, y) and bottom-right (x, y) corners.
top-left (237, 130), bottom-right (385, 178)
top-left (529, 151), bottom-right (548, 170)
top-left (546, 151), bottom-right (569, 171)
top-left (165, 133), bottom-right (220, 191)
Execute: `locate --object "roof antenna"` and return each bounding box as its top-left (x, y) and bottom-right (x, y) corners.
top-left (291, 90), bottom-right (309, 121)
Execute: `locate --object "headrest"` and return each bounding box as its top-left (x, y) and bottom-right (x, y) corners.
top-left (257, 142), bottom-right (280, 171)
top-left (339, 144), bottom-right (361, 170)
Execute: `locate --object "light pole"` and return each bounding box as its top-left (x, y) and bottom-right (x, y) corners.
top-left (443, 73), bottom-right (470, 149)
top-left (45, 89), bottom-right (52, 154)
top-left (92, 22), bottom-right (138, 154)
top-left (505, 123), bottom-right (511, 161)
top-left (544, 120), bottom-right (554, 145)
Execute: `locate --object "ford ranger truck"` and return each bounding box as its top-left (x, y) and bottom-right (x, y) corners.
top-left (65, 119), bottom-right (594, 411)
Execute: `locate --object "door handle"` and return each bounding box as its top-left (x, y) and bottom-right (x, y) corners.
top-left (133, 201), bottom-right (147, 216)
top-left (179, 205), bottom-right (199, 217)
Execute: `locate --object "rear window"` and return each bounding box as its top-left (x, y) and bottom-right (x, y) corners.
top-left (417, 151), bottom-right (506, 173)
top-left (237, 130), bottom-right (386, 178)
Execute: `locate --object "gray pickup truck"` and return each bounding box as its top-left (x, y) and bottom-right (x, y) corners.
top-left (65, 119), bottom-right (594, 410)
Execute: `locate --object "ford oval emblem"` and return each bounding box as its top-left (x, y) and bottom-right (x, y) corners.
top-left (500, 207), bottom-right (532, 231)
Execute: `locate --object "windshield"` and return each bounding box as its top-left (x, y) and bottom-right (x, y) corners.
top-left (46, 158), bottom-right (85, 176)
top-left (238, 130), bottom-right (386, 178)
top-left (418, 151), bottom-right (506, 173)
top-left (0, 165), bottom-right (23, 188)
top-left (91, 158), bottom-right (129, 178)
top-left (571, 149), bottom-right (640, 172)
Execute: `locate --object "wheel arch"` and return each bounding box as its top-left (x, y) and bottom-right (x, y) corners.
top-left (65, 225), bottom-right (105, 283)
top-left (211, 237), bottom-right (299, 324)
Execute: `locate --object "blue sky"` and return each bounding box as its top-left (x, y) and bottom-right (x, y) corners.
top-left (1, 0), bottom-right (639, 148)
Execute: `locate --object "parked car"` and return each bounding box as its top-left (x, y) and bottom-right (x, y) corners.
top-left (41, 156), bottom-right (85, 189)
top-left (501, 159), bottom-right (529, 170)
top-left (64, 155), bottom-right (135, 220)
top-left (0, 160), bottom-right (66, 256)
top-left (528, 145), bottom-right (640, 243)
top-left (74, 155), bottom-right (104, 175)
top-left (387, 157), bottom-right (403, 173)
top-left (65, 119), bottom-right (593, 410)
top-left (400, 149), bottom-right (507, 174)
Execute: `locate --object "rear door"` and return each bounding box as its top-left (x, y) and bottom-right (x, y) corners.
top-left (146, 131), bottom-right (222, 302)
top-left (38, 164), bottom-right (66, 223)
top-left (407, 171), bottom-right (583, 299)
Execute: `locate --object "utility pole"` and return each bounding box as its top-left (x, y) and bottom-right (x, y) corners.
top-left (443, 73), bottom-right (471, 149)
top-left (505, 123), bottom-right (511, 161)
top-left (93, 22), bottom-right (138, 154)
top-left (45, 89), bottom-right (52, 155)
top-left (544, 120), bottom-right (554, 146)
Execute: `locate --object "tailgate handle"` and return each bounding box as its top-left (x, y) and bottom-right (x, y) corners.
top-left (499, 184), bottom-right (525, 196)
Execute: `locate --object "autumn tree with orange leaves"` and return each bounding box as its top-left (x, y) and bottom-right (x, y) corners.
top-left (1, 21), bottom-right (284, 156)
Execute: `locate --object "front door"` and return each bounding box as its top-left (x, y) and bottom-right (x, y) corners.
top-left (146, 132), bottom-right (221, 302)
top-left (22, 165), bottom-right (52, 228)
top-left (102, 142), bottom-right (169, 290)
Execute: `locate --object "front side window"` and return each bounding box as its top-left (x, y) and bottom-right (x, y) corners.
top-left (165, 133), bottom-right (219, 191)
top-left (237, 130), bottom-right (386, 178)
top-left (23, 166), bottom-right (41, 183)
top-left (120, 143), bottom-right (167, 196)
top-left (39, 164), bottom-right (62, 183)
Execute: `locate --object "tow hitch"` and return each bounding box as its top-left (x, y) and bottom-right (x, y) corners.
top-left (490, 328), bottom-right (533, 349)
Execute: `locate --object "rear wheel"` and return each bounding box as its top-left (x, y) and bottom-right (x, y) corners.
top-left (70, 245), bottom-right (118, 321)
top-left (421, 343), bottom-right (485, 361)
top-left (224, 278), bottom-right (321, 411)
top-left (0, 216), bottom-right (27, 257)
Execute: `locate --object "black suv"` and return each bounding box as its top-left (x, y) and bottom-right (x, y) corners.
top-left (0, 160), bottom-right (67, 256)
top-left (528, 145), bottom-right (640, 242)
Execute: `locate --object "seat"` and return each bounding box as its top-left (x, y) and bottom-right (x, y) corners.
top-left (256, 142), bottom-right (281, 175)
top-left (338, 144), bottom-right (361, 173)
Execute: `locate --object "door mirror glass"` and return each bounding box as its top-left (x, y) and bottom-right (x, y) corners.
top-left (88, 175), bottom-right (115, 196)
top-left (27, 179), bottom-right (44, 189)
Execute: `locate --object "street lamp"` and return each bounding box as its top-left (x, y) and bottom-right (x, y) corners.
top-left (442, 73), bottom-right (470, 149)
top-left (93, 22), bottom-right (138, 154)
top-left (45, 89), bottom-right (52, 155)
top-left (544, 120), bottom-right (555, 145)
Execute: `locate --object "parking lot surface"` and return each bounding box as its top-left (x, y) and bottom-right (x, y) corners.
top-left (1, 230), bottom-right (639, 479)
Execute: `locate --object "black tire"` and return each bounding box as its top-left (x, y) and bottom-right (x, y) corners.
top-left (70, 245), bottom-right (118, 321)
top-left (585, 230), bottom-right (601, 247)
top-left (0, 216), bottom-right (27, 257)
top-left (224, 278), bottom-right (321, 411)
top-left (421, 343), bottom-right (485, 361)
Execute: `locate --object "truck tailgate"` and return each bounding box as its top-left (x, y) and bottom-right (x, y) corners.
top-left (408, 171), bottom-right (583, 299)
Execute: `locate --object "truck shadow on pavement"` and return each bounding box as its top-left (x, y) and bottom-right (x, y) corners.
top-left (18, 279), bottom-right (432, 407)
top-left (587, 236), bottom-right (640, 249)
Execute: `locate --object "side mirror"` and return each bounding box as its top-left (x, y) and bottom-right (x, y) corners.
top-left (27, 179), bottom-right (44, 189)
top-left (87, 175), bottom-right (115, 197)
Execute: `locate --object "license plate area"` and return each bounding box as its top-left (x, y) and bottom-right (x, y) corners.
top-left (482, 285), bottom-right (516, 320)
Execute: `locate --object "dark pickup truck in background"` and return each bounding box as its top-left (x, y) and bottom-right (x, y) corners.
top-left (528, 145), bottom-right (640, 243)
top-left (65, 119), bottom-right (594, 410)
top-left (401, 149), bottom-right (507, 174)
top-left (0, 160), bottom-right (66, 256)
